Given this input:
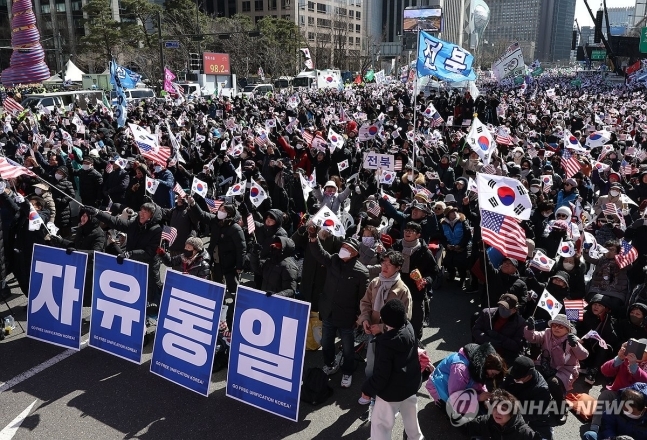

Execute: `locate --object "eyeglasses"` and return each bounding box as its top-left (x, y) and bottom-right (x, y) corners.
top-left (556, 214), bottom-right (569, 219)
top-left (403, 228), bottom-right (419, 233)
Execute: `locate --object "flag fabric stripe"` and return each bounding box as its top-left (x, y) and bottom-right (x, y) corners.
top-left (480, 209), bottom-right (528, 261)
top-left (161, 225), bottom-right (178, 246)
top-left (602, 203), bottom-right (618, 217)
top-left (3, 97), bottom-right (24, 114)
top-left (138, 146), bottom-right (171, 165)
top-left (173, 182), bottom-right (187, 198)
top-left (561, 148), bottom-right (580, 178)
top-left (616, 240), bottom-right (639, 269)
top-left (564, 299), bottom-right (587, 322)
top-left (205, 198), bottom-right (223, 214)
top-left (0, 157), bottom-right (36, 179)
top-left (247, 214), bottom-right (255, 234)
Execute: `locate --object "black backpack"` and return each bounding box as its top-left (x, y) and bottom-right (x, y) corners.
top-left (300, 368), bottom-right (333, 405)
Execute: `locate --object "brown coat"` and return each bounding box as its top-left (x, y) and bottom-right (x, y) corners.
top-left (357, 277), bottom-right (412, 329)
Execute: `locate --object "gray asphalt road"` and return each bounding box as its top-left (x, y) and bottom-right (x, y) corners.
top-left (0, 274), bottom-right (598, 439)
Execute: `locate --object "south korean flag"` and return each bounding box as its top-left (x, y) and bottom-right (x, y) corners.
top-left (310, 205), bottom-right (345, 237)
top-left (477, 173), bottom-right (532, 220)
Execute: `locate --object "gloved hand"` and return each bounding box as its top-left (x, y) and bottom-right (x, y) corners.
top-left (567, 333), bottom-right (578, 347)
top-left (583, 242), bottom-right (593, 250)
top-left (266, 291), bottom-right (276, 297)
top-left (116, 251), bottom-right (131, 264)
top-left (526, 316), bottom-right (536, 331)
top-left (14, 194), bottom-right (24, 204)
top-left (66, 247), bottom-right (76, 255)
top-left (156, 247), bottom-right (166, 256)
top-left (83, 205), bottom-right (99, 215)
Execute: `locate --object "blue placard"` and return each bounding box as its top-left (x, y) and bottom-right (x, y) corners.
top-left (226, 286), bottom-right (310, 421)
top-left (26, 244), bottom-right (88, 350)
top-left (417, 30), bottom-right (477, 82)
top-left (150, 270), bottom-right (226, 396)
top-left (89, 252), bottom-right (148, 364)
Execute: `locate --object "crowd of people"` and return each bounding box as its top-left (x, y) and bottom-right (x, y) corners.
top-left (3, 66), bottom-right (647, 439)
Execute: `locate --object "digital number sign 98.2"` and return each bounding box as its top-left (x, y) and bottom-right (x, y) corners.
top-left (203, 53), bottom-right (231, 75)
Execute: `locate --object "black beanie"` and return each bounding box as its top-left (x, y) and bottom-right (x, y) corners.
top-left (380, 299), bottom-right (406, 329)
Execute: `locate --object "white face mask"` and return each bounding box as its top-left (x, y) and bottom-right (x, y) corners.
top-left (82, 164), bottom-right (90, 170)
top-left (34, 188), bottom-right (42, 195)
top-left (55, 173), bottom-right (64, 180)
top-left (338, 248), bottom-right (352, 259)
top-left (563, 262), bottom-right (575, 271)
top-left (154, 166), bottom-right (162, 173)
top-left (609, 190), bottom-right (620, 197)
top-left (362, 237), bottom-right (375, 247)
top-left (624, 410), bottom-right (644, 419)
top-left (217, 211), bottom-right (227, 219)
top-left (530, 187), bottom-right (540, 193)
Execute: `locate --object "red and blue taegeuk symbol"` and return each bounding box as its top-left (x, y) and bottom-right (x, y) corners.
top-left (568, 135), bottom-right (578, 145)
top-left (384, 173), bottom-right (392, 181)
top-left (561, 245), bottom-right (571, 253)
top-left (496, 186), bottom-right (516, 206)
top-left (250, 187), bottom-right (260, 197)
top-left (478, 136), bottom-right (490, 151)
top-left (546, 299), bottom-right (555, 309)
top-left (323, 219), bottom-right (335, 227)
top-left (589, 133), bottom-right (602, 140)
top-left (539, 256), bottom-right (548, 264)
top-left (195, 183), bottom-right (204, 192)
top-left (331, 135), bottom-right (338, 142)
top-left (368, 126), bottom-right (378, 136)
top-left (232, 184), bottom-right (242, 192)
top-left (326, 76), bottom-right (334, 83)
top-left (28, 211), bottom-right (39, 221)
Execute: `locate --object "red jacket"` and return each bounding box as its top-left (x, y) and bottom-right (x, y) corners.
top-left (601, 357), bottom-right (647, 391)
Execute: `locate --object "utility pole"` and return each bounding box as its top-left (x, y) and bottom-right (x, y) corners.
top-left (158, 11), bottom-right (164, 90)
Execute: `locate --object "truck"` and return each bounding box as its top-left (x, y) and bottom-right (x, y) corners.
top-left (293, 69), bottom-right (342, 90)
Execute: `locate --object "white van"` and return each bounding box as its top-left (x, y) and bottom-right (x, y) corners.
top-left (239, 84), bottom-right (274, 99)
top-left (110, 88), bottom-right (156, 105)
top-left (21, 90), bottom-right (107, 112)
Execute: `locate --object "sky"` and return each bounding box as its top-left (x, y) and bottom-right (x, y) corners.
top-left (575, 0), bottom-right (636, 27)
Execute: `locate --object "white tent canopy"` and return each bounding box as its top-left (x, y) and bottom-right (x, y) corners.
top-left (43, 74), bottom-right (63, 84)
top-left (63, 60), bottom-right (85, 82)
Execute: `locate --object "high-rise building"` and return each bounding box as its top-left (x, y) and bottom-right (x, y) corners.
top-left (208, 0), bottom-right (368, 71)
top-left (481, 0), bottom-right (575, 62)
top-left (634, 0), bottom-right (647, 27)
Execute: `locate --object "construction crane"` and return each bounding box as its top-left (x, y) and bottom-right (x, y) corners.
top-left (582, 0), bottom-right (621, 74)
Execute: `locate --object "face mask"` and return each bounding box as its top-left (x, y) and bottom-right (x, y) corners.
top-left (530, 187), bottom-right (540, 194)
top-left (514, 379), bottom-right (525, 384)
top-left (542, 212), bottom-right (551, 218)
top-left (362, 237), bottom-right (375, 247)
top-left (624, 410), bottom-right (643, 420)
top-left (630, 315), bottom-right (644, 326)
top-left (55, 173), bottom-right (64, 180)
top-left (563, 262), bottom-right (575, 271)
top-left (183, 249), bottom-right (194, 258)
top-left (154, 166), bottom-right (162, 173)
top-left (498, 306), bottom-right (512, 318)
top-left (609, 190), bottom-right (620, 197)
top-left (338, 248), bottom-right (352, 259)
top-left (217, 211), bottom-right (227, 219)
top-left (34, 188), bottom-right (43, 195)
top-left (82, 164), bottom-right (90, 170)
top-left (514, 152), bottom-right (522, 157)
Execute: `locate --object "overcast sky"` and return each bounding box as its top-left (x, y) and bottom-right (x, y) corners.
top-left (575, 0), bottom-right (636, 27)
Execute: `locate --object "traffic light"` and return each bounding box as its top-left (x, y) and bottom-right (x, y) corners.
top-left (594, 10), bottom-right (603, 43)
top-left (189, 53), bottom-right (202, 71)
top-left (571, 30), bottom-right (577, 50)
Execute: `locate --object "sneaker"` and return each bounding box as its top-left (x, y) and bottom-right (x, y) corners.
top-left (358, 395), bottom-right (371, 405)
top-left (341, 374), bottom-right (352, 388)
top-left (322, 363), bottom-right (339, 375)
top-left (584, 369), bottom-right (598, 385)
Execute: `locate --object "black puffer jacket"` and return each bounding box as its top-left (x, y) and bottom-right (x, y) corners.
top-left (617, 302), bottom-right (647, 343)
top-left (52, 177), bottom-right (75, 228)
top-left (162, 204), bottom-right (198, 252)
top-left (361, 321), bottom-right (421, 402)
top-left (76, 167), bottom-right (103, 206)
top-left (54, 216), bottom-right (105, 253)
top-left (309, 238), bottom-right (369, 327)
top-left (161, 250), bottom-right (210, 279)
top-left (467, 411), bottom-right (542, 440)
top-left (189, 203), bottom-right (246, 273)
top-left (102, 168), bottom-right (130, 204)
top-left (250, 209), bottom-right (287, 273)
top-left (472, 308), bottom-right (526, 362)
top-left (503, 369), bottom-right (554, 428)
top-left (392, 238), bottom-right (437, 302)
top-left (261, 236), bottom-right (297, 297)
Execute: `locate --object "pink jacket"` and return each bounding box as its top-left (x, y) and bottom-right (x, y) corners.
top-left (524, 328), bottom-right (589, 391)
top-left (425, 348), bottom-right (487, 401)
top-left (601, 357), bottom-right (647, 391)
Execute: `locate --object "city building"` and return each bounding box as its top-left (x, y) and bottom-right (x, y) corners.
top-left (634, 0), bottom-right (647, 27)
top-left (481, 0), bottom-right (575, 63)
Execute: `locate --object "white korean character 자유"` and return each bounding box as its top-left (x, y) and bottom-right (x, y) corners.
top-left (237, 308), bottom-right (299, 391)
top-left (423, 38), bottom-right (443, 71)
top-left (445, 47), bottom-right (468, 74)
top-left (31, 261), bottom-right (80, 325)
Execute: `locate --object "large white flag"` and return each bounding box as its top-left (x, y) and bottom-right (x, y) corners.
top-left (249, 178), bottom-right (268, 207)
top-left (492, 43), bottom-right (525, 82)
top-left (477, 173), bottom-right (532, 220)
top-left (310, 206), bottom-right (345, 237)
top-left (466, 117), bottom-right (496, 165)
top-left (328, 127), bottom-right (345, 150)
top-left (586, 130), bottom-right (612, 149)
top-left (129, 123), bottom-right (159, 153)
top-left (538, 290), bottom-right (563, 319)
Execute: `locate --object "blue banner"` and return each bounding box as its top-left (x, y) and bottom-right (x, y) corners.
top-left (110, 64), bottom-right (142, 90)
top-left (89, 252), bottom-right (148, 363)
top-left (150, 270), bottom-right (226, 396)
top-left (226, 286), bottom-right (310, 421)
top-left (26, 245), bottom-right (88, 350)
top-left (417, 30), bottom-right (477, 82)
top-left (109, 59), bottom-right (127, 128)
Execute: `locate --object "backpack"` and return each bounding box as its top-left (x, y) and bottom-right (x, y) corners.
top-left (300, 368), bottom-right (333, 405)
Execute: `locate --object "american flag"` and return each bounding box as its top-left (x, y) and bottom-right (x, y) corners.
top-left (430, 111), bottom-right (444, 128)
top-left (205, 197), bottom-right (223, 214)
top-left (603, 203), bottom-right (618, 217)
top-left (616, 240), bottom-right (638, 269)
top-left (301, 130), bottom-right (314, 146)
top-left (105, 162), bottom-right (113, 174)
top-left (254, 133), bottom-right (268, 147)
top-left (247, 214), bottom-right (255, 234)
top-left (480, 209), bottom-right (528, 261)
top-left (3, 96), bottom-right (24, 114)
top-left (138, 145), bottom-right (172, 166)
top-left (621, 160), bottom-right (633, 176)
top-left (394, 159), bottom-right (403, 171)
top-left (0, 157), bottom-right (36, 179)
top-left (173, 182), bottom-right (186, 198)
top-left (564, 299), bottom-right (588, 322)
top-left (481, 164), bottom-right (496, 175)
top-left (161, 225), bottom-right (178, 245)
top-left (367, 200), bottom-right (381, 217)
top-left (561, 148), bottom-right (580, 178)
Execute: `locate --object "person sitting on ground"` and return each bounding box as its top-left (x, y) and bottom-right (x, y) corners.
top-left (586, 340), bottom-right (647, 437)
top-left (583, 384), bottom-right (647, 440)
top-left (525, 314), bottom-right (589, 424)
top-left (617, 303), bottom-right (647, 343)
top-left (466, 388), bottom-right (543, 440)
top-left (472, 294), bottom-right (526, 365)
top-left (583, 239), bottom-right (630, 316)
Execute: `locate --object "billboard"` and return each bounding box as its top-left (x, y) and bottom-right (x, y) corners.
top-left (403, 7), bottom-right (442, 33)
top-left (203, 53), bottom-right (231, 75)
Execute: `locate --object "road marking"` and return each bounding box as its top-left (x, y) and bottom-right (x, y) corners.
top-left (0, 339), bottom-right (88, 395)
top-left (0, 400), bottom-right (37, 440)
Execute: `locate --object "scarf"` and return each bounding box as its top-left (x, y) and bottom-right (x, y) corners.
top-left (373, 272), bottom-right (401, 313)
top-left (401, 238), bottom-right (421, 273)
